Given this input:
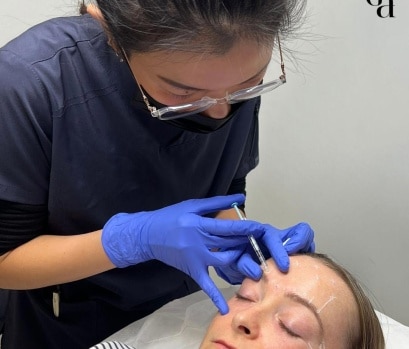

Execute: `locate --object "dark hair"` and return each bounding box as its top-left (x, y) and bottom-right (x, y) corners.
top-left (308, 253), bottom-right (385, 349)
top-left (81, 0), bottom-right (306, 55)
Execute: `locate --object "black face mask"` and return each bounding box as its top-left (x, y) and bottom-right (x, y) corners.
top-left (137, 88), bottom-right (243, 134)
top-left (163, 104), bottom-right (243, 133)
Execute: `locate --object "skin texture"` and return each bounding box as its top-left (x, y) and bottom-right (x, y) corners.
top-left (200, 256), bottom-right (358, 349)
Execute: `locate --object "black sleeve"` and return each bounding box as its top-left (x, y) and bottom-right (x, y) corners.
top-left (0, 199), bottom-right (48, 255)
top-left (227, 177), bottom-right (246, 210)
top-left (227, 176), bottom-right (246, 196)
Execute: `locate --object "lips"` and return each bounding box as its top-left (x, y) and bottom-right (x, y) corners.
top-left (213, 340), bottom-right (237, 349)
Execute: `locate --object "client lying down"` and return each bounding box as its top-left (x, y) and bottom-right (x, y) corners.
top-left (92, 253), bottom-right (385, 349)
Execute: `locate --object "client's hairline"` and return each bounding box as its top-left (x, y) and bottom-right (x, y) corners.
top-left (301, 252), bottom-right (385, 349)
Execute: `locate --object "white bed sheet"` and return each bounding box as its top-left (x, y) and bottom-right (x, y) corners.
top-left (98, 287), bottom-right (409, 348)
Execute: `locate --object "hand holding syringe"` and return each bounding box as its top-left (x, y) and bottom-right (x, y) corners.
top-left (231, 202), bottom-right (291, 273)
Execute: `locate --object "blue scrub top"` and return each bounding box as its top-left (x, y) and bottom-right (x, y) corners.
top-left (0, 14), bottom-right (260, 348)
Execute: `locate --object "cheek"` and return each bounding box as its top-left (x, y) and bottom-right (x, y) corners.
top-left (206, 312), bottom-right (234, 334)
top-left (205, 298), bottom-right (253, 334)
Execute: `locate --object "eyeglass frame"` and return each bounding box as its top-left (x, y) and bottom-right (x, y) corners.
top-left (120, 36), bottom-right (286, 120)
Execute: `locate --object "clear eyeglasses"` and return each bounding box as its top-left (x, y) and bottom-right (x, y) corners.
top-left (121, 37), bottom-right (286, 120)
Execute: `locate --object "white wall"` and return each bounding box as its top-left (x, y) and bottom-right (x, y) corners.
top-left (246, 0), bottom-right (409, 325)
top-left (1, 0), bottom-right (408, 325)
top-left (0, 1), bottom-right (78, 46)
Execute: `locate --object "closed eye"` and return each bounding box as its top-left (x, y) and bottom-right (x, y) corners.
top-left (279, 319), bottom-right (301, 338)
top-left (235, 292), bottom-right (253, 302)
top-left (166, 75), bottom-right (264, 102)
top-left (168, 92), bottom-right (194, 101)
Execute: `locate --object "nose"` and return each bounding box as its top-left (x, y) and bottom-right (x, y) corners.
top-left (231, 308), bottom-right (261, 339)
top-left (200, 102), bottom-right (231, 119)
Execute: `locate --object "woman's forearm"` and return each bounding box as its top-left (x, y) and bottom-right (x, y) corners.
top-left (0, 230), bottom-right (115, 289)
top-left (0, 208), bottom-right (242, 289)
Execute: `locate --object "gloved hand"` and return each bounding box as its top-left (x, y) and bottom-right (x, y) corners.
top-left (215, 222), bottom-right (315, 285)
top-left (102, 194), bottom-right (276, 315)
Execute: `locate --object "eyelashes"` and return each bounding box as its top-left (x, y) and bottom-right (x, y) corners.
top-left (279, 319), bottom-right (301, 338)
top-left (235, 292), bottom-right (302, 339)
top-left (167, 92), bottom-right (194, 101)
top-left (234, 292), bottom-right (253, 302)
top-left (164, 76), bottom-right (265, 102)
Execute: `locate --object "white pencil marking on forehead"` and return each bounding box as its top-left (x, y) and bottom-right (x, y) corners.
top-left (317, 295), bottom-right (337, 314)
top-left (307, 342), bottom-right (326, 349)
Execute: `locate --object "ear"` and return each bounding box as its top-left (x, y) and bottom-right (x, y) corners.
top-left (86, 4), bottom-right (105, 23)
top-left (85, 4), bottom-right (120, 52)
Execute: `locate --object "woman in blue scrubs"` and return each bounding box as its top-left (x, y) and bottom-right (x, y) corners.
top-left (0, 1), bottom-right (313, 347)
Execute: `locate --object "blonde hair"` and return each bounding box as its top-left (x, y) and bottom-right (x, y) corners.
top-left (309, 253), bottom-right (385, 349)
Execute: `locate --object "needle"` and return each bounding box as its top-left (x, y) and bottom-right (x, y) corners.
top-left (231, 203), bottom-right (269, 272)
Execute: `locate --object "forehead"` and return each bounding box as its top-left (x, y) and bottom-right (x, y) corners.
top-left (131, 40), bottom-right (273, 90)
top-left (259, 255), bottom-right (357, 345)
top-left (253, 256), bottom-right (343, 298)
top-left (239, 256), bottom-right (356, 321)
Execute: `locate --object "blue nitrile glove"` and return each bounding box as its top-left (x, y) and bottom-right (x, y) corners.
top-left (215, 222), bottom-right (315, 285)
top-left (102, 194), bottom-right (275, 315)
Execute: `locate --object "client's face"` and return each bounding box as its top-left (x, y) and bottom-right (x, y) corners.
top-left (200, 255), bottom-right (358, 349)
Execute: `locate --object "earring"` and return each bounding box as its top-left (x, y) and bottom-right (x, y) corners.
top-left (114, 50), bottom-right (124, 63)
top-left (107, 37), bottom-right (124, 62)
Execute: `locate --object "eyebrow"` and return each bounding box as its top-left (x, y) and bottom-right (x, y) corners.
top-left (285, 292), bottom-right (324, 337)
top-left (157, 59), bottom-right (271, 92)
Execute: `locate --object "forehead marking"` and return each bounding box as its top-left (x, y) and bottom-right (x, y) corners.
top-left (317, 295), bottom-right (337, 314)
top-left (308, 341), bottom-right (326, 349)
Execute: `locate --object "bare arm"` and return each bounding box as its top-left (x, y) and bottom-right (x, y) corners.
top-left (215, 207), bottom-right (243, 220)
top-left (0, 230), bottom-right (115, 290)
top-left (0, 204), bottom-right (242, 289)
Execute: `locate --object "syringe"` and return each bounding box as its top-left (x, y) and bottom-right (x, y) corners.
top-left (231, 203), bottom-right (269, 272)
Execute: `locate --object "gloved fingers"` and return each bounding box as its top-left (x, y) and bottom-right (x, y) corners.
top-left (261, 222), bottom-right (315, 272)
top-left (213, 251), bottom-right (262, 285)
top-left (195, 271), bottom-right (230, 315)
top-left (198, 216), bottom-right (268, 240)
top-left (214, 265), bottom-right (244, 285)
top-left (255, 224), bottom-right (290, 272)
top-left (262, 227), bottom-right (290, 272)
top-left (206, 248), bottom-right (243, 266)
top-left (188, 194), bottom-right (246, 216)
top-left (198, 233), bottom-right (256, 250)
top-left (235, 252), bottom-right (263, 280)
top-left (280, 222), bottom-right (315, 254)
top-left (307, 241), bottom-right (316, 253)
top-left (205, 248), bottom-right (260, 279)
